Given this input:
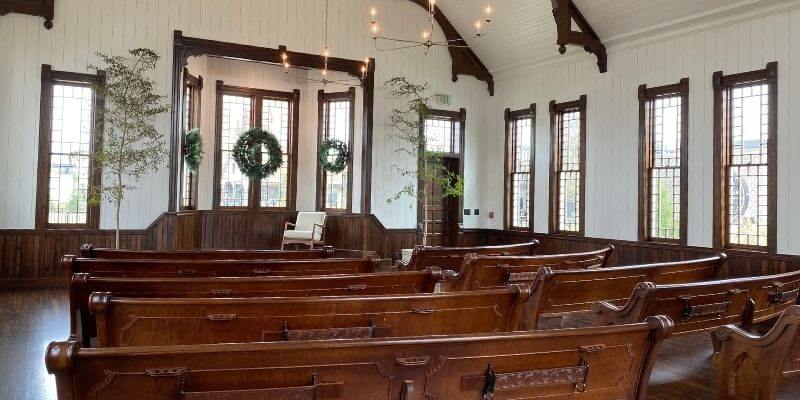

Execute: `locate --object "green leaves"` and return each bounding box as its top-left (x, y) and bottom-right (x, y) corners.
top-left (88, 48), bottom-right (170, 205)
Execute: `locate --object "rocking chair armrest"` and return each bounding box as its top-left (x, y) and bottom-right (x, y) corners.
top-left (285, 221), bottom-right (296, 230)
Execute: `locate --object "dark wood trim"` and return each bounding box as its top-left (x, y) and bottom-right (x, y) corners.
top-left (404, 0), bottom-right (494, 95)
top-left (213, 82), bottom-right (299, 212)
top-left (712, 62), bottom-right (778, 254)
top-left (637, 78), bottom-right (689, 245)
top-left (0, 0), bottom-right (53, 29)
top-left (170, 31), bottom-right (374, 213)
top-left (360, 59), bottom-right (376, 214)
top-left (551, 0), bottom-right (607, 73)
top-left (504, 104), bottom-right (536, 232)
top-left (317, 88), bottom-right (357, 213)
top-left (416, 108), bottom-right (467, 245)
top-left (548, 96), bottom-right (586, 237)
top-left (35, 65), bottom-right (104, 230)
top-left (179, 68), bottom-right (202, 211)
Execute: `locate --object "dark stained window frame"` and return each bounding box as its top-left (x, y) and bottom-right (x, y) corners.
top-left (316, 88), bottom-right (356, 213)
top-left (212, 81), bottom-right (300, 212)
top-left (504, 104), bottom-right (536, 232)
top-left (549, 95), bottom-right (587, 237)
top-left (35, 64), bottom-right (104, 230)
top-left (712, 62), bottom-right (778, 254)
top-left (179, 68), bottom-right (203, 211)
top-left (637, 78), bottom-right (689, 245)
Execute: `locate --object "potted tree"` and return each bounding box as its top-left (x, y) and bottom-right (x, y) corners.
top-left (88, 48), bottom-right (170, 249)
top-left (385, 77), bottom-right (464, 262)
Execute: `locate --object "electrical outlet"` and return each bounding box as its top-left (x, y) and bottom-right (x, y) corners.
top-left (474, 209), bottom-right (480, 216)
top-left (464, 209), bottom-right (471, 216)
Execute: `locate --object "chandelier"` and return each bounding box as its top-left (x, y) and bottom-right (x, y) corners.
top-left (282, 0), bottom-right (370, 87)
top-left (369, 0), bottom-right (493, 53)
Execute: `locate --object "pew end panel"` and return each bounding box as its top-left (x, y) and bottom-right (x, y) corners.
top-left (46, 317), bottom-right (672, 400)
top-left (713, 305), bottom-right (800, 400)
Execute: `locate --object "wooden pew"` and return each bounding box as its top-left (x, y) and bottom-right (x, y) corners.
top-left (89, 286), bottom-right (532, 347)
top-left (46, 316), bottom-right (673, 400)
top-left (398, 240), bottom-right (539, 271)
top-left (521, 255), bottom-right (727, 329)
top-left (714, 305), bottom-right (800, 400)
top-left (441, 246), bottom-right (615, 291)
top-left (69, 268), bottom-right (452, 345)
top-left (79, 243), bottom-right (374, 260)
top-left (62, 254), bottom-right (380, 278)
top-left (593, 270), bottom-right (800, 336)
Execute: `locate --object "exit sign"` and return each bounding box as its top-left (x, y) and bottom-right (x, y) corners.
top-left (433, 93), bottom-right (450, 105)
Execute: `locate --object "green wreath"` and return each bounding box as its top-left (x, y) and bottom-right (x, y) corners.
top-left (183, 128), bottom-right (204, 171)
top-left (318, 138), bottom-right (351, 173)
top-left (232, 127), bottom-right (284, 180)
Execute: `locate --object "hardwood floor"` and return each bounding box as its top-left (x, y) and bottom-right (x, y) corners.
top-left (1, 288), bottom-right (798, 399)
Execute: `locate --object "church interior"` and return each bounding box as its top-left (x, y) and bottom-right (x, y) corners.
top-left (0, 0), bottom-right (799, 398)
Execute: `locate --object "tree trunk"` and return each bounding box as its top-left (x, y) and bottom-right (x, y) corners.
top-left (115, 199), bottom-right (121, 249)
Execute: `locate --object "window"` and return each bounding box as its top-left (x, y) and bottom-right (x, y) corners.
top-left (180, 69), bottom-right (202, 210)
top-left (638, 79), bottom-right (688, 244)
top-left (713, 62), bottom-right (777, 252)
top-left (424, 111), bottom-right (462, 155)
top-left (214, 81), bottom-right (299, 210)
top-left (549, 96), bottom-right (586, 235)
top-left (505, 105), bottom-right (535, 231)
top-left (35, 65), bottom-right (104, 229)
top-left (317, 88), bottom-right (355, 212)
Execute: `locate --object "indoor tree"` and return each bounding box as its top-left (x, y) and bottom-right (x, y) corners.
top-left (88, 48), bottom-right (170, 249)
top-left (385, 77), bottom-right (464, 247)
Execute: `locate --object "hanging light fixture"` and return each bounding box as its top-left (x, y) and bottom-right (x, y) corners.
top-left (282, 0), bottom-right (370, 87)
top-left (369, 0), bottom-right (493, 54)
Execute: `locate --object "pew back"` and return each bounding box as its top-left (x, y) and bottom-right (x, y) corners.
top-left (70, 269), bottom-right (447, 345)
top-left (594, 270), bottom-right (800, 335)
top-left (90, 286), bottom-right (531, 347)
top-left (63, 255), bottom-right (380, 278)
top-left (79, 243), bottom-right (373, 260)
top-left (525, 255), bottom-right (727, 329)
top-left (443, 246), bottom-right (615, 291)
top-left (398, 241), bottom-right (539, 271)
top-left (46, 317), bottom-right (672, 400)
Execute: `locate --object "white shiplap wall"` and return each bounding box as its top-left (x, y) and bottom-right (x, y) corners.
top-left (0, 0), bottom-right (488, 230)
top-left (480, 5), bottom-right (800, 255)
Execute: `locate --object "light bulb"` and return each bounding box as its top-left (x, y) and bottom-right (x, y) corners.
top-left (422, 30), bottom-right (430, 40)
top-left (371, 22), bottom-right (379, 37)
top-left (475, 21), bottom-right (482, 30)
top-left (485, 4), bottom-right (492, 15)
top-left (370, 7), bottom-right (377, 18)
top-left (323, 48), bottom-right (330, 58)
top-left (364, 58), bottom-right (370, 65)
top-left (281, 53), bottom-right (288, 61)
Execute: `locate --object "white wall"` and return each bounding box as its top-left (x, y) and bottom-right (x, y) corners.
top-left (479, 4), bottom-right (800, 255)
top-left (0, 0), bottom-right (488, 230)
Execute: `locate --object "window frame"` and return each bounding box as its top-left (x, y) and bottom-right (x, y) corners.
top-left (712, 62), bottom-right (778, 253)
top-left (212, 81), bottom-right (300, 212)
top-left (35, 64), bottom-right (104, 230)
top-left (504, 105), bottom-right (536, 232)
top-left (316, 88), bottom-right (356, 213)
top-left (637, 78), bottom-right (689, 245)
top-left (548, 95), bottom-right (587, 236)
top-left (179, 68), bottom-right (203, 211)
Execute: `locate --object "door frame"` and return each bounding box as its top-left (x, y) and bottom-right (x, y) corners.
top-left (417, 108), bottom-right (466, 247)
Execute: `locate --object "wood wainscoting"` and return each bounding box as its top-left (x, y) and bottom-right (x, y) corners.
top-left (0, 212), bottom-right (417, 281)
top-left (462, 229), bottom-right (800, 279)
top-left (3, 215), bottom-right (798, 281)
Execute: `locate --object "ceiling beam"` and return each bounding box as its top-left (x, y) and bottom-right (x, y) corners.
top-left (551, 0), bottom-right (607, 73)
top-left (408, 0), bottom-right (494, 96)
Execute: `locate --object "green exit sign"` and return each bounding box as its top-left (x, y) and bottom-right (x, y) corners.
top-left (433, 93), bottom-right (450, 105)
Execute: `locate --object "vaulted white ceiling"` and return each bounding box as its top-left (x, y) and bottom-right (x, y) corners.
top-left (435, 0), bottom-right (784, 72)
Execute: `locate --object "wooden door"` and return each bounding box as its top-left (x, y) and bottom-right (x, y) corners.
top-left (420, 156), bottom-right (461, 247)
